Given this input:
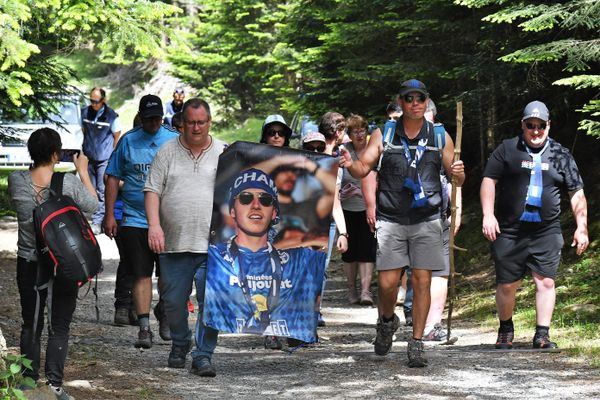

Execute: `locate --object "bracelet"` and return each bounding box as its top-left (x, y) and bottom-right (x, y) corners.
top-left (339, 232), bottom-right (348, 238)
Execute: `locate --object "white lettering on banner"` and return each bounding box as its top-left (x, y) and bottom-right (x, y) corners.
top-left (521, 160), bottom-right (549, 171)
top-left (233, 171), bottom-right (276, 191)
top-left (228, 275), bottom-right (293, 290)
top-left (270, 320), bottom-right (290, 336)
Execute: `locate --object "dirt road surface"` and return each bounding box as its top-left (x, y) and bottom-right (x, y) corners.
top-left (0, 219), bottom-right (598, 399)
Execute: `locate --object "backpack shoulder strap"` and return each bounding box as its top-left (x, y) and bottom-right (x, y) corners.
top-left (433, 123), bottom-right (445, 151)
top-left (49, 172), bottom-right (65, 196)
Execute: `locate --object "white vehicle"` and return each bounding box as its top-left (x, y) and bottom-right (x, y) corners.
top-left (0, 97), bottom-right (83, 170)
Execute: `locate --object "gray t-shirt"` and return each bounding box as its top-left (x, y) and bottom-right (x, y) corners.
top-left (340, 143), bottom-right (366, 212)
top-left (144, 136), bottom-right (227, 253)
top-left (8, 170), bottom-right (99, 261)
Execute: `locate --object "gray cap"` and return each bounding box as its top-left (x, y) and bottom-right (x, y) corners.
top-left (522, 101), bottom-right (549, 121)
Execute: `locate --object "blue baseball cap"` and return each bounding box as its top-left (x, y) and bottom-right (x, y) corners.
top-left (228, 168), bottom-right (279, 214)
top-left (398, 79), bottom-right (429, 96)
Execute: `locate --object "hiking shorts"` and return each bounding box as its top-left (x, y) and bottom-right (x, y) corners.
top-left (375, 219), bottom-right (444, 271)
top-left (492, 231), bottom-right (563, 284)
top-left (118, 226), bottom-right (159, 278)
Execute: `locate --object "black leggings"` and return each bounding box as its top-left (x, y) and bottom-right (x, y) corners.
top-left (17, 257), bottom-right (78, 386)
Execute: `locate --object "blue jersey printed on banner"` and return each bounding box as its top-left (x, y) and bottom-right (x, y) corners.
top-left (205, 242), bottom-right (326, 343)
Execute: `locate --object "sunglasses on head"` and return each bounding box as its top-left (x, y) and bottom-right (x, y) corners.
top-left (266, 129), bottom-right (285, 138)
top-left (402, 94), bottom-right (427, 103)
top-left (525, 122), bottom-right (547, 130)
top-left (303, 142), bottom-right (326, 152)
top-left (236, 191), bottom-right (275, 207)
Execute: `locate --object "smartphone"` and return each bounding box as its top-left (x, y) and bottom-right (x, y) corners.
top-left (60, 149), bottom-right (80, 163)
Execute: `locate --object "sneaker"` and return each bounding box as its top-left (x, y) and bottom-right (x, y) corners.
top-left (495, 329), bottom-right (514, 349)
top-left (423, 323), bottom-right (448, 342)
top-left (407, 338), bottom-right (428, 368)
top-left (396, 287), bottom-right (406, 305)
top-left (404, 310), bottom-right (413, 327)
top-left (168, 341), bottom-right (191, 368)
top-left (317, 312), bottom-right (326, 327)
top-left (114, 308), bottom-right (130, 326)
top-left (264, 335), bottom-right (284, 350)
top-left (134, 327), bottom-right (153, 349)
top-left (91, 223), bottom-right (102, 235)
top-left (154, 304), bottom-right (171, 341)
top-left (47, 383), bottom-right (74, 400)
top-left (533, 333), bottom-right (558, 349)
top-left (374, 314), bottom-right (400, 356)
top-left (190, 357), bottom-right (216, 377)
top-left (360, 291), bottom-right (374, 306)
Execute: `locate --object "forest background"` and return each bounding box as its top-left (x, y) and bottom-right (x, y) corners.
top-left (0, 0), bottom-right (598, 363)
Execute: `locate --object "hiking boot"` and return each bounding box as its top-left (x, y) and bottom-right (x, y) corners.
top-left (47, 383), bottom-right (75, 400)
top-left (495, 329), bottom-right (514, 349)
top-left (154, 304), bottom-right (171, 341)
top-left (168, 341), bottom-right (191, 368)
top-left (128, 309), bottom-right (139, 326)
top-left (360, 291), bottom-right (374, 306)
top-left (347, 290), bottom-right (360, 305)
top-left (407, 338), bottom-right (428, 368)
top-left (423, 323), bottom-right (448, 342)
top-left (374, 314), bottom-right (400, 356)
top-left (264, 335), bottom-right (284, 350)
top-left (533, 332), bottom-right (558, 349)
top-left (134, 327), bottom-right (153, 349)
top-left (114, 307), bottom-right (130, 326)
top-left (404, 310), bottom-right (413, 326)
top-left (190, 357), bottom-right (216, 377)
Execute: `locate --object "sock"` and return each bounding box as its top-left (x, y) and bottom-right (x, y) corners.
top-left (381, 314), bottom-right (395, 323)
top-left (499, 318), bottom-right (514, 333)
top-left (535, 325), bottom-right (550, 337)
top-left (138, 315), bottom-right (150, 329)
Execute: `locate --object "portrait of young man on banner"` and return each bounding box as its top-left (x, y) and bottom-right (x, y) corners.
top-left (205, 142), bottom-right (337, 343)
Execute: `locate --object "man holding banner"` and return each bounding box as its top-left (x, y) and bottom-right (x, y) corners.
top-left (205, 168), bottom-right (327, 343)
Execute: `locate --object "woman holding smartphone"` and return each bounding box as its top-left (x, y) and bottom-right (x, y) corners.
top-left (8, 128), bottom-right (97, 399)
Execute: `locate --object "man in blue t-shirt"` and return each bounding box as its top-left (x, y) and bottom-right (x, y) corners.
top-left (206, 168), bottom-right (326, 344)
top-left (104, 94), bottom-right (178, 349)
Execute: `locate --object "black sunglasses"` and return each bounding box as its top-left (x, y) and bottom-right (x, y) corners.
top-left (402, 94), bottom-right (427, 103)
top-left (90, 98), bottom-right (104, 105)
top-left (303, 142), bottom-right (326, 152)
top-left (236, 191), bottom-right (275, 207)
top-left (525, 122), bottom-right (547, 130)
top-left (266, 129), bottom-right (285, 138)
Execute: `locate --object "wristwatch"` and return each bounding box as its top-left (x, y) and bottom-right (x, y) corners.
top-left (339, 232), bottom-right (349, 238)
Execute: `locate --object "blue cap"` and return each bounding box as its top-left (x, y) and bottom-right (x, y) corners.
top-left (228, 168), bottom-right (279, 214)
top-left (398, 79), bottom-right (429, 96)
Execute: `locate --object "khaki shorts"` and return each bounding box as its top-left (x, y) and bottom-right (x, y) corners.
top-left (375, 219), bottom-right (444, 271)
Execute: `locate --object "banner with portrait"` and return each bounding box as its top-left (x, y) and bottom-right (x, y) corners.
top-left (205, 141), bottom-right (337, 343)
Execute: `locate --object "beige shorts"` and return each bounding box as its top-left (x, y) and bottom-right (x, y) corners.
top-left (375, 219), bottom-right (444, 271)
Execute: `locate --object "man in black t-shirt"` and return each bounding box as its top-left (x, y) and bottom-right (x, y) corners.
top-left (481, 100), bottom-right (589, 350)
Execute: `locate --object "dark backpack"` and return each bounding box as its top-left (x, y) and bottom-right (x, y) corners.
top-left (33, 172), bottom-right (103, 283)
top-left (32, 172), bottom-right (102, 333)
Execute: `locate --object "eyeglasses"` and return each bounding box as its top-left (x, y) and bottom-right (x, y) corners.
top-left (90, 98), bottom-right (103, 105)
top-left (350, 129), bottom-right (367, 136)
top-left (266, 129), bottom-right (285, 138)
top-left (303, 142), bottom-right (326, 152)
top-left (525, 122), bottom-right (547, 130)
top-left (402, 94), bottom-right (427, 103)
top-left (236, 191), bottom-right (275, 207)
top-left (184, 119), bottom-right (209, 127)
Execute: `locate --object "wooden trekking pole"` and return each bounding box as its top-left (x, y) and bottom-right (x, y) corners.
top-left (444, 101), bottom-right (463, 345)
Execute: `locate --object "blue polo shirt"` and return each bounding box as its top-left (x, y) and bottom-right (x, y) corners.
top-left (105, 125), bottom-right (178, 228)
